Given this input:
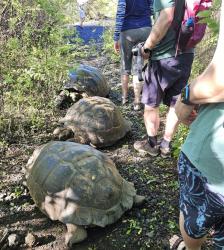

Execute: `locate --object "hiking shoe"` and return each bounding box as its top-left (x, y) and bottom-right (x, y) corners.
top-left (122, 96), bottom-right (128, 105)
top-left (160, 146), bottom-right (171, 158)
top-left (134, 139), bottom-right (159, 156)
top-left (133, 103), bottom-right (141, 111)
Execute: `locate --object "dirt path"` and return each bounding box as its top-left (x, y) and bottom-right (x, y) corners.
top-left (0, 38), bottom-right (212, 249)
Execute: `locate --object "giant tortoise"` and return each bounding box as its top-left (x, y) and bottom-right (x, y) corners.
top-left (26, 141), bottom-right (144, 246)
top-left (55, 64), bottom-right (110, 108)
top-left (53, 96), bottom-right (132, 148)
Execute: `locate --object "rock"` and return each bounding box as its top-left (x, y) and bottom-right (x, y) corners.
top-left (25, 232), bottom-right (38, 247)
top-left (0, 193), bottom-right (6, 200)
top-left (8, 233), bottom-right (19, 247)
top-left (0, 229), bottom-right (9, 246)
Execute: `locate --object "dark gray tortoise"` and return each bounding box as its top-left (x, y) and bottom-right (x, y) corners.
top-left (26, 141), bottom-right (145, 246)
top-left (55, 64), bottom-right (110, 108)
top-left (53, 96), bottom-right (132, 148)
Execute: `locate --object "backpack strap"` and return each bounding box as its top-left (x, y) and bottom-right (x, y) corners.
top-left (172, 0), bottom-right (185, 56)
top-left (171, 0), bottom-right (185, 31)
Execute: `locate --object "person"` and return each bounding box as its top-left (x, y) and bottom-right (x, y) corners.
top-left (170, 1), bottom-right (224, 248)
top-left (133, 0), bottom-right (194, 157)
top-left (113, 0), bottom-right (153, 111)
top-left (78, 3), bottom-right (85, 28)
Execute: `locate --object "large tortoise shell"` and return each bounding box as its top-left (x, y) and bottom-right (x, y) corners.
top-left (65, 65), bottom-right (110, 97)
top-left (57, 97), bottom-right (132, 147)
top-left (26, 141), bottom-right (136, 227)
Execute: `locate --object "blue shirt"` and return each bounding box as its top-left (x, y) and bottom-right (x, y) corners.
top-left (114, 0), bottom-right (153, 41)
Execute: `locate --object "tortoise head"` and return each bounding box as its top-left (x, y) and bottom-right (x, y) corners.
top-left (25, 144), bottom-right (46, 175)
top-left (53, 127), bottom-right (74, 141)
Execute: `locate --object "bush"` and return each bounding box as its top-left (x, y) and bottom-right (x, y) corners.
top-left (0, 0), bottom-right (77, 142)
top-left (102, 28), bottom-right (120, 62)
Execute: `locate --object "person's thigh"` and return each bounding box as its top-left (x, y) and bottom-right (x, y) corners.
top-left (164, 53), bottom-right (194, 106)
top-left (178, 152), bottom-right (224, 248)
top-left (132, 27), bottom-right (151, 76)
top-left (120, 27), bottom-right (151, 75)
top-left (141, 62), bottom-right (163, 107)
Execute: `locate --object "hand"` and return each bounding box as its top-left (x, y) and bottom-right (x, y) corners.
top-left (141, 46), bottom-right (151, 60)
top-left (175, 96), bottom-right (198, 126)
top-left (114, 41), bottom-right (120, 53)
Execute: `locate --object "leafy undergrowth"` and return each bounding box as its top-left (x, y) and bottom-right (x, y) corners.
top-left (0, 43), bottom-right (213, 250)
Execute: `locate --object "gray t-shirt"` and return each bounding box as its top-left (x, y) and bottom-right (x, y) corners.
top-left (151, 0), bottom-right (186, 60)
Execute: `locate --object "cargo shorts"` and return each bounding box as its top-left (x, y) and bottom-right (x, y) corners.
top-left (142, 53), bottom-right (194, 107)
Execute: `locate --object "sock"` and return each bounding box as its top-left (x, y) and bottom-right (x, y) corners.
top-left (147, 136), bottom-right (157, 148)
top-left (160, 138), bottom-right (170, 149)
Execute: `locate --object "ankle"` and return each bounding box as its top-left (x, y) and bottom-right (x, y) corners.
top-left (147, 135), bottom-right (157, 148)
top-left (121, 96), bottom-right (128, 104)
top-left (160, 138), bottom-right (171, 149)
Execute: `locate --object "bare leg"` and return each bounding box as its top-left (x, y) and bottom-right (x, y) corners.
top-left (80, 16), bottom-right (85, 27)
top-left (121, 74), bottom-right (129, 103)
top-left (133, 105), bottom-right (160, 156)
top-left (163, 106), bottom-right (179, 142)
top-left (144, 105), bottom-right (160, 136)
top-left (65, 224), bottom-right (87, 246)
top-left (179, 212), bottom-right (206, 250)
top-left (133, 75), bottom-right (143, 104)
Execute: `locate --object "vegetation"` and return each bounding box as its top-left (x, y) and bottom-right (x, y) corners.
top-left (0, 0), bottom-right (220, 147)
top-left (65, 0), bottom-right (117, 23)
top-left (0, 0), bottom-right (222, 248)
top-left (0, 0), bottom-right (78, 145)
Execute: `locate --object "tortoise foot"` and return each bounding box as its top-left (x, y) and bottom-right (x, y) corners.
top-left (133, 195), bottom-right (145, 206)
top-left (65, 224), bottom-right (87, 246)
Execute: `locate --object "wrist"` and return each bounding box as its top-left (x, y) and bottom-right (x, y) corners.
top-left (181, 84), bottom-right (194, 105)
top-left (143, 45), bottom-right (152, 55)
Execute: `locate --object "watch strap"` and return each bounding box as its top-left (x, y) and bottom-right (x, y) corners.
top-left (181, 85), bottom-right (194, 105)
top-left (143, 46), bottom-right (152, 54)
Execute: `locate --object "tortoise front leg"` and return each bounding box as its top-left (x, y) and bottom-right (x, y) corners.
top-left (65, 223), bottom-right (87, 246)
top-left (133, 195), bottom-right (145, 206)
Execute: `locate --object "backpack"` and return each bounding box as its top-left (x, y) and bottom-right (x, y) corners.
top-left (176, 0), bottom-right (212, 52)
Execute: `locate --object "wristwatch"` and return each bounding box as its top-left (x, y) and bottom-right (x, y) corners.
top-left (181, 84), bottom-right (194, 105)
top-left (143, 46), bottom-right (152, 54)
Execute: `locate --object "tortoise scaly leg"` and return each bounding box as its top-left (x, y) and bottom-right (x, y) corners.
top-left (133, 195), bottom-right (145, 206)
top-left (65, 224), bottom-right (87, 246)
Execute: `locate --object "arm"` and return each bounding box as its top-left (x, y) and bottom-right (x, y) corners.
top-left (175, 97), bottom-right (197, 125)
top-left (189, 0), bottom-right (224, 104)
top-left (113, 0), bottom-right (126, 53)
top-left (189, 63), bottom-right (224, 104)
top-left (144, 7), bottom-right (175, 50)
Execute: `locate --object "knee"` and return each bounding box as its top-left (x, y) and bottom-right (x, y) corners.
top-left (144, 105), bottom-right (157, 113)
top-left (180, 212), bottom-right (206, 249)
top-left (144, 105), bottom-right (158, 120)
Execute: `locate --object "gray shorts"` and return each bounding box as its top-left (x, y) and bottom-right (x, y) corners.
top-left (120, 27), bottom-right (151, 75)
top-left (142, 53), bottom-right (194, 107)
